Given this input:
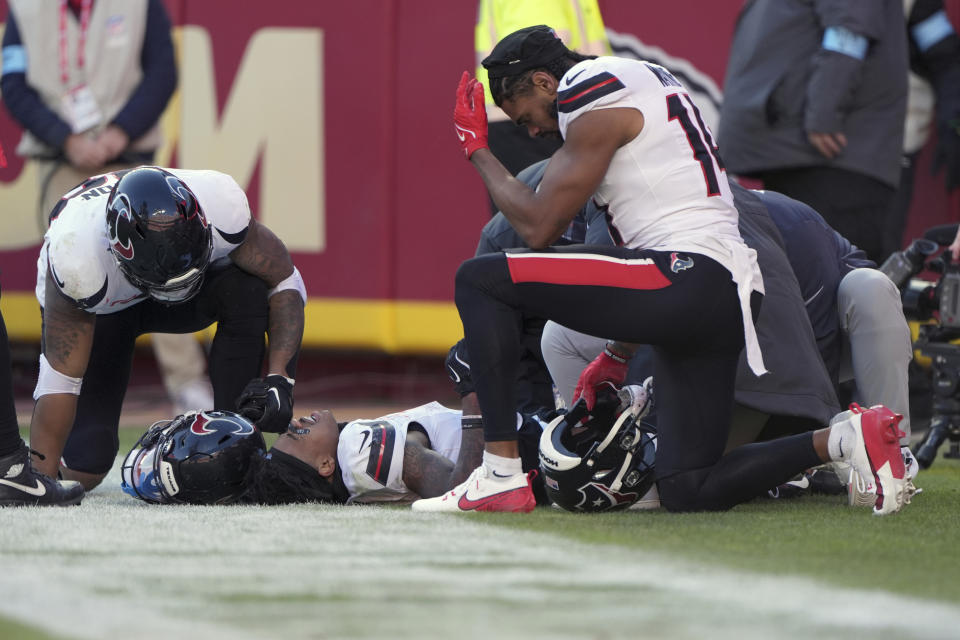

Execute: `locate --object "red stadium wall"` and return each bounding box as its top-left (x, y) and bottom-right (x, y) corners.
top-left (1, 0), bottom-right (958, 353)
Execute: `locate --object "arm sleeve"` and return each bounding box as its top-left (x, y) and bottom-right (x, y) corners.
top-left (109, 0), bottom-right (177, 139)
top-left (0, 13), bottom-right (73, 149)
top-left (804, 1), bottom-right (882, 133)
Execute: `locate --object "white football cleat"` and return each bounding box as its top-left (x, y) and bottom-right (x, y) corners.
top-left (411, 464), bottom-right (536, 513)
top-left (849, 445), bottom-right (921, 509)
top-left (832, 403), bottom-right (908, 516)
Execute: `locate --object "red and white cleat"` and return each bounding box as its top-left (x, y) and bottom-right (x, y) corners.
top-left (832, 403), bottom-right (908, 516)
top-left (411, 464), bottom-right (536, 513)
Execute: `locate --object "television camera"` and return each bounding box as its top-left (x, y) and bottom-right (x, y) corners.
top-left (880, 224), bottom-right (960, 468)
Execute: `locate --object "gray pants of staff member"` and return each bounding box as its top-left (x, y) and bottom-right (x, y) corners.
top-left (542, 268), bottom-right (913, 444)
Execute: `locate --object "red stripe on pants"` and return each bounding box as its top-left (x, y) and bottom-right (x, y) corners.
top-left (506, 254), bottom-right (671, 289)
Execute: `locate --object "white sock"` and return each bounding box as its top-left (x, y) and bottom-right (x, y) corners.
top-left (483, 451), bottom-right (522, 477)
top-left (827, 415), bottom-right (856, 462)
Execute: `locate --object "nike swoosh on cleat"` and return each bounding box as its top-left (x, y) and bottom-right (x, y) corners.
top-left (0, 478), bottom-right (47, 497)
top-left (458, 488), bottom-right (525, 511)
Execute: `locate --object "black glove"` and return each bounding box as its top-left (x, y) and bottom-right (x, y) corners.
top-left (932, 117), bottom-right (960, 193)
top-left (236, 374), bottom-right (294, 433)
top-left (445, 339), bottom-right (474, 397)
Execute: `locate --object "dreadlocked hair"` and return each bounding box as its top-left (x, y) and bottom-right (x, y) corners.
top-left (488, 51), bottom-right (596, 106)
top-left (234, 450), bottom-right (347, 505)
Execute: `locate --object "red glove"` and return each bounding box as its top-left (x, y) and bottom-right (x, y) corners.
top-left (454, 71), bottom-right (488, 159)
top-left (574, 347), bottom-right (629, 410)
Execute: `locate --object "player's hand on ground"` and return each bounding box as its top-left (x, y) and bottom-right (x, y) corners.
top-left (237, 374), bottom-right (294, 433)
top-left (454, 71), bottom-right (489, 159)
top-left (574, 346), bottom-right (629, 410)
top-left (806, 131), bottom-right (847, 159)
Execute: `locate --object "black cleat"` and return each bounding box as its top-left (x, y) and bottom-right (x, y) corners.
top-left (0, 443), bottom-right (84, 507)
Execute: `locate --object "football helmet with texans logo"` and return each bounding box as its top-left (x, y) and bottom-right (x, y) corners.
top-left (539, 379), bottom-right (656, 512)
top-left (121, 410), bottom-right (265, 504)
top-left (106, 167), bottom-right (212, 304)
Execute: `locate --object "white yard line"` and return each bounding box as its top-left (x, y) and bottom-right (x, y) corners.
top-left (1, 471), bottom-right (958, 640)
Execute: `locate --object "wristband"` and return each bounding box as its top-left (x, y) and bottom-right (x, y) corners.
top-left (603, 344), bottom-right (629, 364)
top-left (461, 415), bottom-right (484, 430)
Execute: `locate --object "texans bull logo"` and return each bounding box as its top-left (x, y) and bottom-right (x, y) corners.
top-left (190, 413), bottom-right (255, 436)
top-left (165, 175), bottom-right (209, 228)
top-left (576, 481), bottom-right (639, 511)
top-left (107, 195), bottom-right (136, 260)
top-left (670, 252), bottom-right (694, 273)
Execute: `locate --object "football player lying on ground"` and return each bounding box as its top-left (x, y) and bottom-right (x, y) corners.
top-left (120, 390), bottom-right (551, 506)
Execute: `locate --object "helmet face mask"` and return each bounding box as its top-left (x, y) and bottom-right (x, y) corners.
top-left (121, 421), bottom-right (170, 502)
top-left (121, 411), bottom-right (266, 505)
top-left (142, 267), bottom-right (207, 303)
top-left (121, 417), bottom-right (185, 503)
top-left (106, 167), bottom-right (213, 305)
top-left (539, 386), bottom-right (657, 512)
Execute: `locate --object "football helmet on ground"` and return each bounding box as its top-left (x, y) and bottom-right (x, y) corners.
top-left (121, 410), bottom-right (265, 504)
top-left (539, 379), bottom-right (656, 512)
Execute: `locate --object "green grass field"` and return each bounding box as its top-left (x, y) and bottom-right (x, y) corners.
top-left (2, 427), bottom-right (958, 640)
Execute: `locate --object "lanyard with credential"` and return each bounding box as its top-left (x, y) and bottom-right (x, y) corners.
top-left (59, 0), bottom-right (92, 87)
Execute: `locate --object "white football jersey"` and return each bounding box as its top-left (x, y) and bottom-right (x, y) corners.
top-left (558, 56), bottom-right (743, 250)
top-left (338, 402), bottom-right (464, 503)
top-left (35, 168), bottom-right (251, 314)
top-left (557, 57), bottom-right (766, 374)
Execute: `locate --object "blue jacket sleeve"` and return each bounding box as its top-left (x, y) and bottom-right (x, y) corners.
top-left (109, 0), bottom-right (177, 140)
top-left (0, 12), bottom-right (73, 150)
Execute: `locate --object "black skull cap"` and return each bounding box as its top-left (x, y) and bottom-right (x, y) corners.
top-left (482, 25), bottom-right (570, 80)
